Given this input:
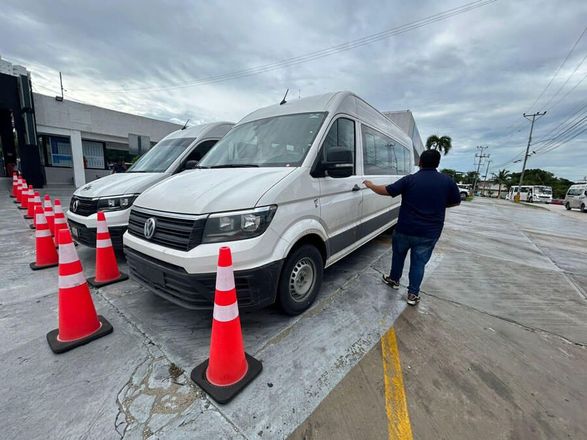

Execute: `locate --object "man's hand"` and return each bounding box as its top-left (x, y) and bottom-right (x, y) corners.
top-left (363, 180), bottom-right (390, 196)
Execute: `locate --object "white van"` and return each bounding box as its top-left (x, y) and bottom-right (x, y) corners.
top-left (123, 92), bottom-right (422, 314)
top-left (564, 183), bottom-right (587, 212)
top-left (67, 122), bottom-right (234, 248)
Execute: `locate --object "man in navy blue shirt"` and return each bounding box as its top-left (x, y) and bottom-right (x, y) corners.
top-left (363, 149), bottom-right (461, 305)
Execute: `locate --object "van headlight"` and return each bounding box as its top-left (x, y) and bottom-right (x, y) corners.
top-left (202, 205), bottom-right (277, 243)
top-left (97, 195), bottom-right (139, 211)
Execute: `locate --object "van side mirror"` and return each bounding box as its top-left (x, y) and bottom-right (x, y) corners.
top-left (184, 160), bottom-right (198, 170)
top-left (323, 147), bottom-right (353, 178)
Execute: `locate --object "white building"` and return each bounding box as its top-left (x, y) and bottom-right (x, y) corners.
top-left (0, 54), bottom-right (182, 188)
top-left (34, 94), bottom-right (181, 187)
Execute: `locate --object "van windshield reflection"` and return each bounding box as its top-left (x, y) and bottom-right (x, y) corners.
top-left (198, 112), bottom-right (326, 168)
top-left (127, 137), bottom-right (196, 173)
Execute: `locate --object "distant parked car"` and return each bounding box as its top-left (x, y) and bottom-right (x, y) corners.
top-left (564, 183), bottom-right (587, 212)
top-left (457, 184), bottom-right (470, 200)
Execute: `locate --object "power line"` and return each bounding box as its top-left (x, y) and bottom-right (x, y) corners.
top-left (541, 53), bottom-right (587, 110)
top-left (527, 26), bottom-right (586, 112)
top-left (69, 0), bottom-right (498, 95)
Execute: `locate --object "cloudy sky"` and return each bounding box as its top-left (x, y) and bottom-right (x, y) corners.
top-left (2, 0), bottom-right (586, 180)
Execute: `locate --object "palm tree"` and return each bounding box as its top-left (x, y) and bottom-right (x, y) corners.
top-left (492, 169), bottom-right (510, 199)
top-left (426, 135), bottom-right (452, 155)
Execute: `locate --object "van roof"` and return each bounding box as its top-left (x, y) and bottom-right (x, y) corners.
top-left (238, 91), bottom-right (413, 147)
top-left (163, 121), bottom-right (234, 141)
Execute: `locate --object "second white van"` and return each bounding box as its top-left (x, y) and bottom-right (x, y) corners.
top-left (67, 122), bottom-right (234, 248)
top-left (123, 92), bottom-right (423, 314)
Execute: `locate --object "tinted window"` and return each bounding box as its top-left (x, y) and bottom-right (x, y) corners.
top-left (362, 125), bottom-right (410, 175)
top-left (321, 117), bottom-right (356, 165)
top-left (186, 140), bottom-right (217, 162)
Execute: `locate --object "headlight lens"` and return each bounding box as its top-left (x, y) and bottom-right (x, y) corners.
top-left (202, 205), bottom-right (277, 243)
top-left (97, 195), bottom-right (139, 211)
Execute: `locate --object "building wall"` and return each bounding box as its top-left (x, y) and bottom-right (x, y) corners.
top-left (33, 93), bottom-right (182, 187)
top-left (34, 94), bottom-right (181, 142)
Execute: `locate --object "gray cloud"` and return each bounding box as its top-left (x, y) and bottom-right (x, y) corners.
top-left (2, 0), bottom-right (586, 179)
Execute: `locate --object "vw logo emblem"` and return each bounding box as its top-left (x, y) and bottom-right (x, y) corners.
top-left (72, 199), bottom-right (79, 212)
top-left (144, 217), bottom-right (156, 239)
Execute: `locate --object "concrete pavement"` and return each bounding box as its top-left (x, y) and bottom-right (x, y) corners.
top-left (2, 179), bottom-right (586, 439)
top-left (292, 197), bottom-right (587, 440)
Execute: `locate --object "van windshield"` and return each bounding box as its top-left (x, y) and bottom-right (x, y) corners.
top-left (127, 137), bottom-right (196, 173)
top-left (199, 112), bottom-right (326, 168)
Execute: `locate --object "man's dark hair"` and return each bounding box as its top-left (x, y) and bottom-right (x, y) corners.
top-left (419, 149), bottom-right (441, 169)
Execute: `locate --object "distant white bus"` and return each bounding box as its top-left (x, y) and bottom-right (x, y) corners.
top-left (507, 185), bottom-right (552, 203)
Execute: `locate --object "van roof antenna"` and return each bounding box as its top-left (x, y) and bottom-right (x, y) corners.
top-left (280, 89), bottom-right (289, 105)
top-left (181, 119), bottom-right (190, 130)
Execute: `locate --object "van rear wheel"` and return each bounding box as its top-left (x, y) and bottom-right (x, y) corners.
top-left (277, 244), bottom-right (323, 316)
top-left (565, 202), bottom-right (571, 210)
top-left (581, 203), bottom-right (586, 213)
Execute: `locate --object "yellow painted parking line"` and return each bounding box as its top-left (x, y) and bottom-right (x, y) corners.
top-left (381, 327), bottom-right (414, 440)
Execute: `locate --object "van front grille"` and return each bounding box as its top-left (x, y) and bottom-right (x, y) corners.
top-left (127, 208), bottom-right (206, 251)
top-left (70, 196), bottom-right (98, 217)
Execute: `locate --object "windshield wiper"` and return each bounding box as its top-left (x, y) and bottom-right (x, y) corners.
top-left (209, 164), bottom-right (259, 168)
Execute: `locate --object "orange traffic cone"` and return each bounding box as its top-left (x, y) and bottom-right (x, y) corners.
top-left (28, 192), bottom-right (42, 229)
top-left (87, 211), bottom-right (128, 287)
top-left (14, 177), bottom-right (23, 204)
top-left (46, 228), bottom-right (113, 354)
top-left (24, 187), bottom-right (37, 219)
top-left (190, 246), bottom-right (262, 404)
top-left (18, 183), bottom-right (31, 210)
top-left (43, 195), bottom-right (55, 236)
top-left (53, 199), bottom-right (68, 238)
top-left (30, 206), bottom-right (59, 270)
top-left (10, 172), bottom-right (17, 198)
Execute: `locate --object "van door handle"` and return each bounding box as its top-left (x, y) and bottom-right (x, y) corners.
top-left (352, 184), bottom-right (361, 192)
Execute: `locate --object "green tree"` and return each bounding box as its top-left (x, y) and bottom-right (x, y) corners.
top-left (461, 171), bottom-right (479, 185)
top-left (426, 135), bottom-right (452, 155)
top-left (441, 168), bottom-right (459, 181)
top-left (491, 169), bottom-right (510, 199)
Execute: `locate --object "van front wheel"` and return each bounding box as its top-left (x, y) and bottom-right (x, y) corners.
top-left (278, 244), bottom-right (323, 315)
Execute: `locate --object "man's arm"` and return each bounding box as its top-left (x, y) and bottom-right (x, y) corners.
top-left (447, 181), bottom-right (461, 208)
top-left (363, 180), bottom-right (390, 196)
top-left (364, 176), bottom-right (406, 197)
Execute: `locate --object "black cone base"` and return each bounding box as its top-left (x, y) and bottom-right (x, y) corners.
top-left (24, 214), bottom-right (33, 219)
top-left (87, 272), bottom-right (129, 288)
top-left (29, 224), bottom-right (35, 229)
top-left (18, 206), bottom-right (27, 210)
top-left (30, 261), bottom-right (58, 271)
top-left (191, 353), bottom-right (262, 404)
top-left (47, 315), bottom-right (113, 354)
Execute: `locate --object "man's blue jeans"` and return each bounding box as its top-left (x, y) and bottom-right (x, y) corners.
top-left (390, 231), bottom-right (438, 295)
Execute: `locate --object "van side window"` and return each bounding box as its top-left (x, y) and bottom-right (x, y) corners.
top-left (321, 118), bottom-right (355, 166)
top-left (185, 139), bottom-right (218, 162)
top-left (362, 125), bottom-right (409, 175)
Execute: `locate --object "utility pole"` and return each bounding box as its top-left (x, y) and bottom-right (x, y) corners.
top-left (516, 111), bottom-right (546, 201)
top-left (472, 146), bottom-right (489, 194)
top-left (483, 159), bottom-right (492, 196)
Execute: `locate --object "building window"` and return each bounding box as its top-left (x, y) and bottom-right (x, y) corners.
top-left (82, 140), bottom-right (105, 169)
top-left (49, 136), bottom-right (73, 168)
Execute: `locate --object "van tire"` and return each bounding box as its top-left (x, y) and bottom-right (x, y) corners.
top-left (460, 192), bottom-right (467, 201)
top-left (565, 202), bottom-right (571, 210)
top-left (277, 244), bottom-right (324, 316)
top-left (581, 204), bottom-right (586, 213)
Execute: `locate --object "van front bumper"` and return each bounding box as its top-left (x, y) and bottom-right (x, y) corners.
top-left (124, 246), bottom-right (283, 310)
